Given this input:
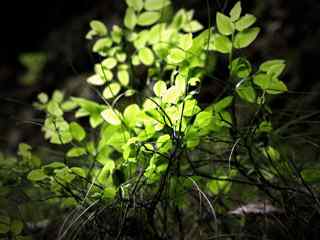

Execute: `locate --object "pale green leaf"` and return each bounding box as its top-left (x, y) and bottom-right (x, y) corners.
top-left (86, 74), bottom-right (105, 86)
top-left (178, 33), bottom-right (193, 50)
top-left (230, 1), bottom-right (242, 21)
top-left (92, 38), bottom-right (112, 53)
top-left (234, 27), bottom-right (260, 49)
top-left (153, 80), bottom-right (167, 97)
top-left (66, 147), bottom-right (87, 158)
top-left (144, 0), bottom-right (171, 11)
top-left (124, 7), bottom-right (137, 30)
top-left (167, 48), bottom-right (186, 64)
top-left (117, 70), bottom-right (130, 86)
top-left (90, 20), bottom-right (107, 36)
top-left (101, 108), bottom-right (122, 125)
top-left (137, 11), bottom-right (161, 26)
top-left (163, 86), bottom-right (181, 103)
top-left (138, 47), bottom-right (155, 66)
top-left (182, 20), bottom-right (203, 33)
top-left (69, 122), bottom-right (86, 142)
top-left (216, 12), bottom-right (234, 36)
top-left (126, 0), bottom-right (144, 11)
top-left (210, 33), bottom-right (232, 54)
top-left (235, 14), bottom-right (256, 31)
top-left (102, 82), bottom-right (121, 99)
top-left (102, 57), bottom-right (117, 69)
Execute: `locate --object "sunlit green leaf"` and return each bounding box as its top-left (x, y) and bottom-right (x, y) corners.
top-left (66, 147), bottom-right (87, 158)
top-left (86, 74), bottom-right (105, 86)
top-left (167, 48), bottom-right (186, 64)
top-left (137, 11), bottom-right (161, 26)
top-left (144, 0), bottom-right (171, 11)
top-left (124, 7), bottom-right (137, 30)
top-left (235, 14), bottom-right (256, 31)
top-left (234, 27), bottom-right (260, 49)
top-left (103, 82), bottom-right (121, 99)
top-left (210, 33), bottom-right (232, 54)
top-left (101, 108), bottom-right (122, 125)
top-left (182, 20), bottom-right (203, 33)
top-left (138, 47), bottom-right (155, 65)
top-left (102, 57), bottom-right (117, 69)
top-left (117, 70), bottom-right (130, 86)
top-left (126, 0), bottom-right (144, 11)
top-left (229, 1), bottom-right (242, 21)
top-left (216, 12), bottom-right (234, 36)
top-left (69, 122), bottom-right (86, 142)
top-left (90, 20), bottom-right (107, 36)
top-left (153, 80), bottom-right (167, 97)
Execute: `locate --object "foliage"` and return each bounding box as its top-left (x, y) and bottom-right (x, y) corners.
top-left (1, 1), bottom-right (319, 239)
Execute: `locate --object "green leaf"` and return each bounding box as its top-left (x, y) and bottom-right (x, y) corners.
top-left (86, 74), bottom-right (105, 86)
top-left (234, 27), bottom-right (260, 49)
top-left (137, 11), bottom-right (161, 26)
top-left (235, 14), bottom-right (256, 31)
top-left (167, 48), bottom-right (186, 64)
top-left (182, 99), bottom-right (201, 117)
top-left (38, 92), bottom-right (48, 104)
top-left (230, 57), bottom-right (252, 78)
top-left (126, 0), bottom-right (144, 11)
top-left (257, 121), bottom-right (273, 133)
top-left (216, 12), bottom-right (234, 36)
top-left (301, 169), bottom-right (320, 184)
top-left (71, 167), bottom-right (86, 178)
top-left (236, 80), bottom-right (256, 103)
top-left (229, 1), bottom-right (242, 22)
top-left (178, 33), bottom-right (193, 50)
top-left (117, 70), bottom-right (130, 86)
top-left (103, 187), bottom-right (117, 200)
top-left (92, 38), bottom-right (113, 53)
top-left (0, 223), bottom-right (9, 234)
top-left (210, 33), bottom-right (232, 54)
top-left (69, 122), bottom-right (86, 142)
top-left (10, 220), bottom-right (23, 235)
top-left (153, 80), bottom-right (167, 97)
top-left (163, 86), bottom-right (181, 104)
top-left (263, 146), bottom-right (280, 161)
top-left (182, 20), bottom-right (203, 33)
top-left (138, 47), bottom-right (155, 66)
top-left (103, 82), bottom-right (121, 99)
top-left (207, 177), bottom-right (232, 194)
top-left (101, 108), bottom-right (122, 125)
top-left (27, 169), bottom-right (47, 181)
top-left (214, 96), bottom-right (233, 112)
top-left (102, 57), bottom-right (117, 69)
top-left (144, 0), bottom-right (171, 11)
top-left (253, 73), bottom-right (288, 94)
top-left (123, 104), bottom-right (141, 127)
top-left (47, 101), bottom-right (63, 117)
top-left (90, 20), bottom-right (107, 36)
top-left (156, 134), bottom-right (172, 153)
top-left (124, 7), bottom-right (137, 30)
top-left (66, 147), bottom-right (87, 158)
top-left (259, 59), bottom-right (285, 77)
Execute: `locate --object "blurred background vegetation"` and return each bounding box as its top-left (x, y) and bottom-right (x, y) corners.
top-left (1, 0), bottom-right (320, 153)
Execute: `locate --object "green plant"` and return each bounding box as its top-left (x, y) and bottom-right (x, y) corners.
top-left (2, 1), bottom-right (319, 239)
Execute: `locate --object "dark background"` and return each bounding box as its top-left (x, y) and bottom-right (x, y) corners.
top-left (1, 0), bottom-right (320, 151)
